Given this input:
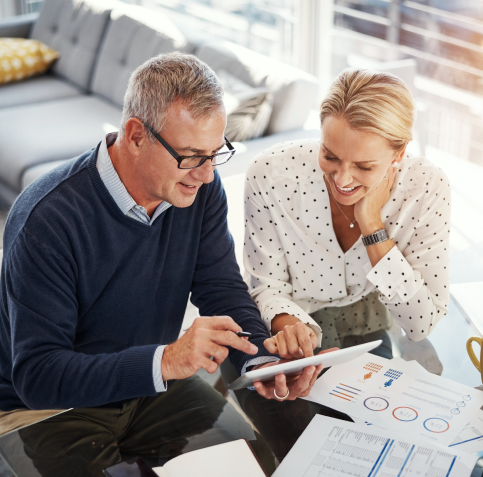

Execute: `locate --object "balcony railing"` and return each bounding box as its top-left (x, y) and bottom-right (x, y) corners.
top-left (333, 0), bottom-right (483, 166)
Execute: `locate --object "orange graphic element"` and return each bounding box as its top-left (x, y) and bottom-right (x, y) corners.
top-left (364, 372), bottom-right (373, 380)
top-left (363, 362), bottom-right (383, 374)
top-left (330, 393), bottom-right (351, 401)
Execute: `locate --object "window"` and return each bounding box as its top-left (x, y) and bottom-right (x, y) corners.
top-left (333, 0), bottom-right (483, 166)
top-left (140, 0), bottom-right (298, 65)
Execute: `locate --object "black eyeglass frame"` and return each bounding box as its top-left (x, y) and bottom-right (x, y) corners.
top-left (143, 122), bottom-right (236, 170)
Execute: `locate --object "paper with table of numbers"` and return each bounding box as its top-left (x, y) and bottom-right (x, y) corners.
top-left (273, 415), bottom-right (477, 477)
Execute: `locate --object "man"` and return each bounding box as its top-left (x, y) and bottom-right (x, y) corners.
top-left (0, 53), bottom-right (321, 474)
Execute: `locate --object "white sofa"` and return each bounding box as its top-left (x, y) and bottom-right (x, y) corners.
top-left (0, 0), bottom-right (320, 204)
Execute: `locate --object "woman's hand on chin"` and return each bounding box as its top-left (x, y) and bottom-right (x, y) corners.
top-left (265, 314), bottom-right (317, 359)
top-left (354, 162), bottom-right (397, 235)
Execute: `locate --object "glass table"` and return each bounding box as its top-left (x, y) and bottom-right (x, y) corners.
top-left (0, 296), bottom-right (481, 477)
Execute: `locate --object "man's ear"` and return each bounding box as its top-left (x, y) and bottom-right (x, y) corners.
top-left (124, 118), bottom-right (147, 157)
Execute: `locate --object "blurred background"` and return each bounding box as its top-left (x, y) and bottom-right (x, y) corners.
top-left (1, 0), bottom-right (482, 254)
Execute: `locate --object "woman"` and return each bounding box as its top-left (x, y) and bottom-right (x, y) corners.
top-left (244, 69), bottom-right (450, 360)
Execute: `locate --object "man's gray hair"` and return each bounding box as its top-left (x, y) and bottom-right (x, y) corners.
top-left (119, 52), bottom-right (224, 142)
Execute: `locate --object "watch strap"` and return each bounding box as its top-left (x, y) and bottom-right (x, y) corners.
top-left (362, 228), bottom-right (389, 247)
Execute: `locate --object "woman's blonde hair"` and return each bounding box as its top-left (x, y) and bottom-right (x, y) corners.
top-left (320, 69), bottom-right (415, 151)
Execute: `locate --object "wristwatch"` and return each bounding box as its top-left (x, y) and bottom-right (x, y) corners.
top-left (362, 228), bottom-right (389, 247)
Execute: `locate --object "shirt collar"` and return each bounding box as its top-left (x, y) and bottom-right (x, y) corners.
top-left (96, 133), bottom-right (172, 224)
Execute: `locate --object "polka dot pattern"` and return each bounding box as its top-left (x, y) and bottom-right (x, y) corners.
top-left (243, 138), bottom-right (451, 342)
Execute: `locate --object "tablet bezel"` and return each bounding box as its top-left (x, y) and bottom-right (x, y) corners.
top-left (227, 339), bottom-right (382, 391)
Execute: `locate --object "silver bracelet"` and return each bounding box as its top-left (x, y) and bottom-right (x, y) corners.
top-left (362, 228), bottom-right (389, 247)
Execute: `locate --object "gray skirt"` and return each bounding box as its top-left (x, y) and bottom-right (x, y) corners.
top-left (310, 291), bottom-right (393, 359)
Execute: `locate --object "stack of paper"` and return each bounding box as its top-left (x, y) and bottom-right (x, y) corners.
top-left (304, 353), bottom-right (483, 450)
top-left (273, 415), bottom-right (478, 477)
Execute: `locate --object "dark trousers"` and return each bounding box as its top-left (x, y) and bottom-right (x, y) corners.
top-left (236, 329), bottom-right (393, 461)
top-left (19, 376), bottom-right (275, 477)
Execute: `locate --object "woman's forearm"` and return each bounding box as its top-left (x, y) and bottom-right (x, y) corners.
top-left (365, 239), bottom-right (396, 268)
top-left (359, 217), bottom-right (396, 268)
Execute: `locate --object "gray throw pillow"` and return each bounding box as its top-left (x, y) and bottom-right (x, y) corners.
top-left (218, 70), bottom-right (273, 143)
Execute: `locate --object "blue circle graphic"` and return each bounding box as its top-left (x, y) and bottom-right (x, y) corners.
top-left (363, 397), bottom-right (389, 411)
top-left (424, 418), bottom-right (449, 433)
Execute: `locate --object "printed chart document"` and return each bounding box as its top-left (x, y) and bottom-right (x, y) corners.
top-left (450, 408), bottom-right (483, 454)
top-left (273, 415), bottom-right (477, 477)
top-left (152, 439), bottom-right (266, 477)
top-left (304, 353), bottom-right (483, 445)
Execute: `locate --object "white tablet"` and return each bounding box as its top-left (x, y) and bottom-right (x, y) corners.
top-left (227, 340), bottom-right (382, 391)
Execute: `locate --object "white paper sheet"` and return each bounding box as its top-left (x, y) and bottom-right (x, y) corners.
top-left (304, 353), bottom-right (483, 445)
top-left (450, 408), bottom-right (483, 454)
top-left (153, 439), bottom-right (265, 477)
top-left (273, 415), bottom-right (477, 477)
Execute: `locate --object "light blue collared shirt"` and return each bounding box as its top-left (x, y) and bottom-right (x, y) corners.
top-left (97, 134), bottom-right (278, 393)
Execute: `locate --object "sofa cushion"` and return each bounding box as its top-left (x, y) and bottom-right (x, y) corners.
top-left (0, 38), bottom-right (59, 85)
top-left (0, 74), bottom-right (82, 108)
top-left (30, 0), bottom-right (113, 90)
top-left (0, 95), bottom-right (121, 191)
top-left (218, 70), bottom-right (273, 142)
top-left (21, 159), bottom-right (70, 191)
top-left (196, 41), bottom-right (320, 135)
top-left (91, 4), bottom-right (196, 108)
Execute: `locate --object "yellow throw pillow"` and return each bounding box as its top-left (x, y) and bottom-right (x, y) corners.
top-left (0, 38), bottom-right (60, 84)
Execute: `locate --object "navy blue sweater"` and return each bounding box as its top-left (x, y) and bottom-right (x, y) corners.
top-left (0, 144), bottom-right (271, 411)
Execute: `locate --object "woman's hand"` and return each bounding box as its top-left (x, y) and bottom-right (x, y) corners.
top-left (252, 348), bottom-right (339, 401)
top-left (354, 163), bottom-right (397, 236)
top-left (265, 314), bottom-right (317, 359)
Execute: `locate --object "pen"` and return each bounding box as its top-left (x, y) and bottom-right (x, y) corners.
top-left (235, 331), bottom-right (252, 339)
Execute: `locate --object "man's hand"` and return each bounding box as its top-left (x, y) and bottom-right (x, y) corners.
top-left (266, 314), bottom-right (317, 359)
top-left (161, 316), bottom-right (258, 381)
top-left (253, 348), bottom-right (338, 401)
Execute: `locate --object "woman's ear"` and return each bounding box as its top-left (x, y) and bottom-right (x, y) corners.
top-left (392, 144), bottom-right (408, 167)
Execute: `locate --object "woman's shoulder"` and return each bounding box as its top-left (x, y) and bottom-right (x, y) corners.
top-left (399, 155), bottom-right (450, 193)
top-left (246, 138), bottom-right (320, 183)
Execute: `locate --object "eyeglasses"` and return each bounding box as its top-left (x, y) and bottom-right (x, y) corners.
top-left (143, 122), bottom-right (236, 170)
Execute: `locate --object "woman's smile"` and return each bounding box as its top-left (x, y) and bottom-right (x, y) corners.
top-left (333, 182), bottom-right (362, 196)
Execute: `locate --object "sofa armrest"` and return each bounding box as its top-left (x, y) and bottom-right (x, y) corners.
top-left (0, 12), bottom-right (38, 38)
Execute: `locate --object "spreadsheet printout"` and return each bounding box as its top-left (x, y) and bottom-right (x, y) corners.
top-left (273, 415), bottom-right (477, 477)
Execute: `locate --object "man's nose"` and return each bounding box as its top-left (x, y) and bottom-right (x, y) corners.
top-left (191, 158), bottom-right (215, 183)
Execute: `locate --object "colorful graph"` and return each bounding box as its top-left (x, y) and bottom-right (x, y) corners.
top-left (384, 368), bottom-right (403, 380)
top-left (330, 383), bottom-right (361, 402)
top-left (392, 407), bottom-right (418, 422)
top-left (424, 418), bottom-right (450, 433)
top-left (363, 362), bottom-right (383, 373)
top-left (363, 397), bottom-right (389, 411)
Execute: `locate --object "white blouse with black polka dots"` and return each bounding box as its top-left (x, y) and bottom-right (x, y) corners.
top-left (244, 138), bottom-right (451, 344)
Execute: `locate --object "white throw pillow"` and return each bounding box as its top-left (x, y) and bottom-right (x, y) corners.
top-left (218, 70), bottom-right (273, 142)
